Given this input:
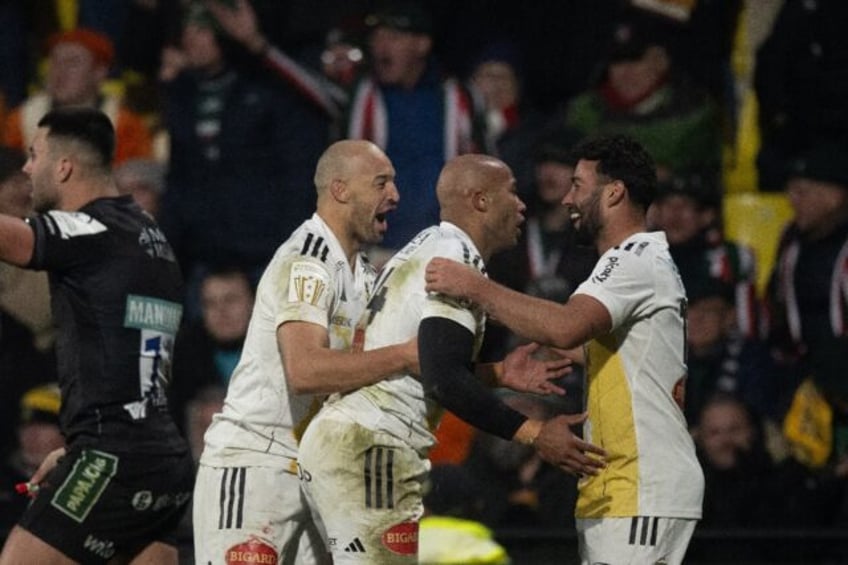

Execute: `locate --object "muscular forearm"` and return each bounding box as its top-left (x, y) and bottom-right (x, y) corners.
top-left (469, 277), bottom-right (593, 349)
top-left (285, 342), bottom-right (411, 395)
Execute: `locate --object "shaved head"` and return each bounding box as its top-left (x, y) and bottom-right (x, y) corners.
top-left (437, 154), bottom-right (510, 222)
top-left (314, 139), bottom-right (386, 195)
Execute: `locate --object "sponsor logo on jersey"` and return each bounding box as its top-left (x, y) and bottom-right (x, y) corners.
top-left (131, 490), bottom-right (153, 510)
top-left (381, 521), bottom-right (418, 555)
top-left (343, 537), bottom-right (366, 553)
top-left (138, 226), bottom-right (176, 261)
top-left (288, 261), bottom-right (329, 306)
top-left (51, 449), bottom-right (118, 523)
top-left (83, 533), bottom-right (116, 559)
top-left (45, 210), bottom-right (107, 239)
top-left (225, 537), bottom-right (279, 564)
top-left (124, 295), bottom-right (183, 333)
top-left (592, 256), bottom-right (620, 284)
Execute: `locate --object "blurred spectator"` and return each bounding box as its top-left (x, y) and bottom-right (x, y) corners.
top-left (483, 129), bottom-right (596, 368)
top-left (200, 0), bottom-right (350, 130)
top-left (2, 27), bottom-right (154, 164)
top-left (468, 40), bottom-right (547, 198)
top-left (346, 0), bottom-right (482, 259)
top-left (754, 0), bottom-right (848, 191)
top-left (320, 16), bottom-right (368, 90)
top-left (0, 314), bottom-right (56, 460)
top-left (776, 337), bottom-right (848, 529)
top-left (158, 2), bottom-right (329, 317)
top-left (693, 392), bottom-right (776, 529)
top-left (649, 173), bottom-right (758, 339)
top-left (114, 157), bottom-right (166, 218)
top-left (184, 384), bottom-right (226, 464)
top-left (684, 278), bottom-right (783, 427)
top-left (762, 142), bottom-right (848, 393)
top-left (0, 147), bottom-right (53, 352)
top-left (558, 13), bottom-right (722, 184)
top-left (0, 384), bottom-right (63, 542)
top-left (169, 266), bottom-right (253, 433)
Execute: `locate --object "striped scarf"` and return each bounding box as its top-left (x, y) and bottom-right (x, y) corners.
top-left (346, 77), bottom-right (475, 160)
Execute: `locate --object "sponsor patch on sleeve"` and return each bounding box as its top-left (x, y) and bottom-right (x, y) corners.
top-left (46, 210), bottom-right (107, 239)
top-left (288, 261), bottom-right (330, 306)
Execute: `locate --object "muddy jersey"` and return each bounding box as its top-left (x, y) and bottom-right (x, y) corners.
top-left (200, 214), bottom-right (376, 469)
top-left (323, 222), bottom-right (487, 456)
top-left (26, 195), bottom-right (186, 454)
top-left (573, 231), bottom-right (704, 519)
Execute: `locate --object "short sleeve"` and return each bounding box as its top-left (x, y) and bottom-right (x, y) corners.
top-left (275, 258), bottom-right (336, 329)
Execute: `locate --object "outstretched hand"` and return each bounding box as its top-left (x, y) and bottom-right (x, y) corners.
top-left (501, 342), bottom-right (569, 395)
top-left (424, 258), bottom-right (481, 299)
top-left (534, 413), bottom-right (606, 476)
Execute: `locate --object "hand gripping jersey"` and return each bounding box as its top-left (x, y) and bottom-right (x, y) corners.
top-left (573, 231), bottom-right (704, 519)
top-left (200, 214), bottom-right (376, 469)
top-left (26, 195), bottom-right (186, 454)
top-left (320, 222), bottom-right (487, 455)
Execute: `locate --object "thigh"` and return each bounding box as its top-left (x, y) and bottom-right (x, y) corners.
top-left (299, 418), bottom-right (428, 565)
top-left (577, 517), bottom-right (697, 565)
top-left (0, 526), bottom-right (78, 565)
top-left (17, 448), bottom-right (193, 564)
top-left (192, 464), bottom-right (329, 565)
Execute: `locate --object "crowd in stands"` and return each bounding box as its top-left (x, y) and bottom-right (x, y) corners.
top-left (1, 0), bottom-right (846, 558)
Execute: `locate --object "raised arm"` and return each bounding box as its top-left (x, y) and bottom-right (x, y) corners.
top-left (203, 0), bottom-right (347, 118)
top-left (425, 257), bottom-right (611, 349)
top-left (278, 321), bottom-right (417, 395)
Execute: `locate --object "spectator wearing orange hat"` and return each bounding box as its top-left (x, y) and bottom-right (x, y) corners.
top-left (2, 28), bottom-right (153, 165)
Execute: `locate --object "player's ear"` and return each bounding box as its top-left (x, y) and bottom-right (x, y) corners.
top-left (473, 191), bottom-right (488, 212)
top-left (57, 156), bottom-right (73, 183)
top-left (329, 178), bottom-right (349, 203)
top-left (606, 179), bottom-right (626, 205)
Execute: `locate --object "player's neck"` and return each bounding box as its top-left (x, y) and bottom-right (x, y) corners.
top-left (60, 177), bottom-right (119, 211)
top-left (597, 218), bottom-right (645, 255)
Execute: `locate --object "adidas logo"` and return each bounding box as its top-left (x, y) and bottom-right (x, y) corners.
top-left (344, 538), bottom-right (366, 553)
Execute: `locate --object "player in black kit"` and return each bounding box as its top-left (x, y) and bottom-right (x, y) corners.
top-left (0, 107), bottom-right (193, 564)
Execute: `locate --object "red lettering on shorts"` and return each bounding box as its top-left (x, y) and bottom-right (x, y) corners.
top-left (381, 521), bottom-right (418, 555)
top-left (225, 537), bottom-right (278, 565)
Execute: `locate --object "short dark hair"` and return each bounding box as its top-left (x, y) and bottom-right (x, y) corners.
top-left (37, 107), bottom-right (115, 168)
top-left (572, 134), bottom-right (657, 211)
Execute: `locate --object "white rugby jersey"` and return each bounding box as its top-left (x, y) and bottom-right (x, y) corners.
top-left (573, 231), bottom-right (704, 519)
top-left (200, 214), bottom-right (376, 469)
top-left (323, 222), bottom-right (487, 455)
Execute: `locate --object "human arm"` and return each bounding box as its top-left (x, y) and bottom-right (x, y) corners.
top-left (202, 0), bottom-right (347, 118)
top-left (425, 258), bottom-right (611, 349)
top-left (28, 447), bottom-right (66, 487)
top-left (0, 214), bottom-right (34, 266)
top-left (278, 321), bottom-right (417, 395)
top-left (476, 342), bottom-right (569, 395)
top-left (420, 316), bottom-right (605, 475)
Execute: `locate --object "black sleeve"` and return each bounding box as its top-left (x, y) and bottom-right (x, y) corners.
top-left (419, 316), bottom-right (527, 441)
